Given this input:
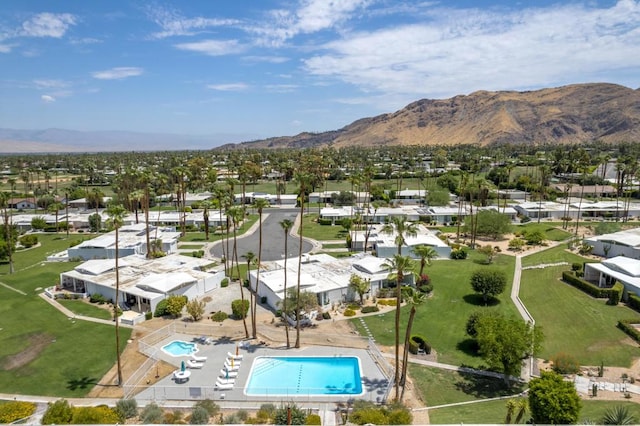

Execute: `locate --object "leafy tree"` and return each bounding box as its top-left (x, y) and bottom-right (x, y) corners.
top-left (31, 215), bottom-right (47, 230)
top-left (524, 230), bottom-right (546, 245)
top-left (42, 400), bottom-right (73, 425)
top-left (88, 212), bottom-right (101, 233)
top-left (349, 274), bottom-right (370, 305)
top-left (470, 269), bottom-right (507, 302)
top-left (529, 371), bottom-right (581, 424)
top-left (189, 406), bottom-right (210, 424)
top-left (466, 210), bottom-right (512, 240)
top-left (602, 405), bottom-right (636, 425)
top-left (425, 186), bottom-right (450, 206)
top-left (474, 312), bottom-right (542, 386)
top-left (332, 190), bottom-right (356, 206)
top-left (280, 289), bottom-right (318, 317)
top-left (232, 299), bottom-right (250, 319)
top-left (165, 295), bottom-right (187, 317)
top-left (478, 244), bottom-right (499, 264)
top-left (186, 298), bottom-right (206, 321)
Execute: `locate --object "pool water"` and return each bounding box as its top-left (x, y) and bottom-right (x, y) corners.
top-left (161, 340), bottom-right (197, 357)
top-left (245, 356), bottom-right (363, 396)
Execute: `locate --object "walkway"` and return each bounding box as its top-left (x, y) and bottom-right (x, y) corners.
top-left (37, 292), bottom-right (134, 328)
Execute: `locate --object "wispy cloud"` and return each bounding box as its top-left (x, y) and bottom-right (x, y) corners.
top-left (303, 1), bottom-right (640, 101)
top-left (92, 67), bottom-right (144, 80)
top-left (265, 84), bottom-right (299, 93)
top-left (207, 83), bottom-right (249, 91)
top-left (20, 13), bottom-right (77, 38)
top-left (242, 55), bottom-right (290, 64)
top-left (145, 4), bottom-right (239, 39)
top-left (33, 79), bottom-right (70, 89)
top-left (0, 43), bottom-right (13, 53)
top-left (69, 37), bottom-right (102, 45)
top-left (41, 95), bottom-right (56, 103)
top-left (174, 39), bottom-right (244, 56)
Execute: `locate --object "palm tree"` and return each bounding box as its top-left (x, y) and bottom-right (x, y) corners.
top-left (294, 172), bottom-right (311, 348)
top-left (201, 200), bottom-right (211, 241)
top-left (105, 203), bottom-right (127, 386)
top-left (280, 218), bottom-right (294, 348)
top-left (399, 288), bottom-right (426, 400)
top-left (0, 192), bottom-right (15, 274)
top-left (241, 250), bottom-right (256, 336)
top-left (252, 198), bottom-right (269, 339)
top-left (413, 245), bottom-right (438, 277)
top-left (228, 206), bottom-right (249, 338)
top-left (383, 254), bottom-right (414, 401)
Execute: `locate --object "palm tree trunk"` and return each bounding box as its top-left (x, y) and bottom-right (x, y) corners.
top-left (400, 306), bottom-right (417, 400)
top-left (394, 268), bottom-right (402, 400)
top-left (114, 227), bottom-right (122, 385)
top-left (233, 224), bottom-right (249, 338)
top-left (295, 191), bottom-right (304, 348)
top-left (252, 210), bottom-right (263, 339)
top-left (283, 233), bottom-right (290, 348)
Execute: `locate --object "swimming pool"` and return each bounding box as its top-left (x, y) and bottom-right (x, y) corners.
top-left (245, 356), bottom-right (363, 396)
top-left (161, 340), bottom-right (198, 357)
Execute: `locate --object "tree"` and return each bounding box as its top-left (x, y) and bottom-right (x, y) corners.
top-left (279, 218), bottom-right (294, 347)
top-left (466, 210), bottom-right (512, 240)
top-left (186, 298), bottom-right (206, 321)
top-left (529, 371), bottom-right (581, 424)
top-left (470, 269), bottom-right (507, 303)
top-left (0, 192), bottom-right (16, 273)
top-left (31, 216), bottom-right (46, 230)
top-left (478, 244), bottom-right (499, 264)
top-left (474, 312), bottom-right (542, 386)
top-left (349, 274), bottom-right (370, 305)
top-left (400, 288), bottom-right (427, 400)
top-left (294, 171), bottom-right (312, 348)
top-left (228, 205), bottom-right (249, 338)
top-left (105, 203), bottom-right (127, 386)
top-left (252, 198), bottom-right (269, 339)
top-left (412, 245), bottom-right (438, 277)
top-left (165, 295), bottom-right (187, 317)
top-left (88, 213), bottom-right (101, 233)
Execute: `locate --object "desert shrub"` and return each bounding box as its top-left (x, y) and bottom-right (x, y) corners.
top-left (19, 234), bottom-right (38, 248)
top-left (343, 308), bottom-right (356, 317)
top-left (350, 400), bottom-right (388, 425)
top-left (211, 311), bottom-right (228, 322)
top-left (273, 403), bottom-right (306, 425)
top-left (231, 299), bottom-right (250, 319)
top-left (223, 413), bottom-right (243, 424)
top-left (115, 398), bottom-right (138, 419)
top-left (450, 248), bottom-right (468, 260)
top-left (90, 293), bottom-right (106, 304)
top-left (221, 278), bottom-right (229, 287)
top-left (361, 306), bottom-right (380, 313)
top-left (322, 311), bottom-right (331, 319)
top-left (194, 399), bottom-right (220, 417)
top-left (317, 218), bottom-right (333, 225)
top-left (140, 402), bottom-right (163, 424)
top-left (347, 303), bottom-right (361, 310)
top-left (256, 403), bottom-right (276, 421)
top-left (190, 406), bottom-right (210, 424)
top-left (385, 402), bottom-right (413, 425)
top-left (154, 299), bottom-right (169, 317)
top-left (551, 352), bottom-right (581, 374)
top-left (0, 401), bottom-right (37, 423)
top-left (306, 413), bottom-right (322, 424)
top-left (71, 405), bottom-right (120, 424)
top-left (145, 311), bottom-right (153, 320)
top-left (42, 399), bottom-right (73, 425)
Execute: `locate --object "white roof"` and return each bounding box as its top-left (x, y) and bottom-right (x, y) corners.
top-left (75, 258), bottom-right (126, 275)
top-left (588, 228), bottom-right (640, 248)
top-left (602, 256), bottom-right (640, 278)
top-left (136, 272), bottom-right (198, 293)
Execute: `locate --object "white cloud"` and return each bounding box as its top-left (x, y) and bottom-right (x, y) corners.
top-left (91, 67), bottom-right (144, 80)
top-left (242, 55), bottom-right (290, 64)
top-left (0, 43), bottom-right (12, 53)
top-left (21, 13), bottom-right (76, 38)
top-left (41, 95), bottom-right (55, 103)
top-left (69, 37), bottom-right (102, 45)
top-left (265, 84), bottom-right (299, 93)
top-left (303, 1), bottom-right (640, 101)
top-left (33, 79), bottom-right (69, 89)
top-left (174, 39), bottom-right (244, 56)
top-left (145, 5), bottom-right (239, 39)
top-left (207, 83), bottom-right (249, 91)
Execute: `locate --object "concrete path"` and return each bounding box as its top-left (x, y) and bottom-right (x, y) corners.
top-left (38, 292), bottom-right (134, 328)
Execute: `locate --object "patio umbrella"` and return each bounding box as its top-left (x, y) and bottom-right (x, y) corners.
top-left (231, 357), bottom-right (234, 368)
top-left (181, 361), bottom-right (186, 372)
top-left (236, 343), bottom-right (239, 356)
top-left (225, 367), bottom-right (229, 379)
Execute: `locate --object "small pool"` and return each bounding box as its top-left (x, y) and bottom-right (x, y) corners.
top-left (245, 356), bottom-right (363, 396)
top-left (161, 340), bottom-right (198, 357)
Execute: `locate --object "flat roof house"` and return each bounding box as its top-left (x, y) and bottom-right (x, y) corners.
top-left (365, 224), bottom-right (451, 259)
top-left (585, 227), bottom-right (640, 259)
top-left (583, 256), bottom-right (640, 299)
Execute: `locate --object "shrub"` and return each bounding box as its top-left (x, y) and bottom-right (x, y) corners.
top-left (19, 234), bottom-right (38, 248)
top-left (322, 311), bottom-right (331, 320)
top-left (145, 311), bottom-right (153, 320)
top-left (140, 403), bottom-right (163, 424)
top-left (42, 399), bottom-right (73, 425)
top-left (211, 311), bottom-right (228, 322)
top-left (418, 282), bottom-right (433, 293)
top-left (571, 262), bottom-right (583, 272)
top-left (551, 352), bottom-right (581, 374)
top-left (221, 278), bottom-right (229, 288)
top-left (608, 281), bottom-right (624, 306)
top-left (154, 299), bottom-right (169, 317)
top-left (195, 399), bottom-right (220, 417)
top-left (115, 398), bottom-right (138, 419)
top-left (317, 218), bottom-right (333, 225)
top-left (629, 293), bottom-right (640, 312)
top-left (273, 403), bottom-right (306, 425)
top-left (0, 401), bottom-right (37, 423)
top-left (90, 293), bottom-right (107, 304)
top-left (192, 250), bottom-right (204, 258)
top-left (617, 319), bottom-right (640, 343)
top-left (347, 303), bottom-right (361, 310)
top-left (562, 271), bottom-right (610, 298)
top-left (190, 406), bottom-right (210, 424)
top-left (450, 248), bottom-right (468, 260)
top-left (71, 405), bottom-right (120, 424)
top-left (256, 403), bottom-right (276, 422)
top-left (361, 306), bottom-right (380, 314)
top-left (231, 299), bottom-right (250, 319)
top-left (409, 334), bottom-right (431, 354)
top-left (306, 413), bottom-right (322, 425)
top-left (343, 308), bottom-right (356, 317)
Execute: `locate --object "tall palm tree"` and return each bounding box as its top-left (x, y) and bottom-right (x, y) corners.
top-left (241, 250), bottom-right (256, 336)
top-left (251, 198), bottom-right (269, 338)
top-left (383, 254), bottom-right (414, 401)
top-left (280, 218), bottom-right (294, 348)
top-left (413, 245), bottom-right (438, 277)
top-left (295, 172), bottom-right (311, 348)
top-left (106, 204), bottom-right (127, 386)
top-left (400, 288), bottom-right (427, 400)
top-left (201, 200), bottom-right (211, 241)
top-left (0, 192), bottom-right (15, 274)
top-left (228, 206), bottom-right (249, 338)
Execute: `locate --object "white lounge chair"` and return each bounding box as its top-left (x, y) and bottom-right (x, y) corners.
top-left (219, 369), bottom-right (238, 378)
top-left (223, 362), bottom-right (240, 371)
top-left (227, 352), bottom-right (244, 360)
top-left (187, 359), bottom-right (204, 369)
top-left (216, 381), bottom-right (234, 390)
top-left (191, 354), bottom-right (207, 362)
top-left (225, 357), bottom-right (241, 365)
top-left (216, 378), bottom-right (235, 385)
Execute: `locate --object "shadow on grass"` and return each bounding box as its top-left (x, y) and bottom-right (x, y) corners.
top-left (456, 338), bottom-right (481, 358)
top-left (66, 376), bottom-right (98, 390)
top-left (463, 294), bottom-right (500, 307)
top-left (454, 371), bottom-right (524, 399)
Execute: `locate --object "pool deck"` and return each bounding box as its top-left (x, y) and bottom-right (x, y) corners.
top-left (133, 333), bottom-right (389, 404)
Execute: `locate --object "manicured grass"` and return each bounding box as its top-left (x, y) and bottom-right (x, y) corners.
top-left (301, 214), bottom-right (350, 241)
top-left (352, 251), bottom-right (518, 367)
top-left (519, 265), bottom-right (639, 366)
top-left (178, 244), bottom-right (205, 250)
top-left (0, 234), bottom-right (131, 397)
top-left (178, 214), bottom-right (258, 242)
top-left (579, 400), bottom-right (640, 424)
top-left (520, 243), bottom-right (589, 268)
top-left (409, 365), bottom-right (525, 407)
top-left (517, 222), bottom-right (573, 241)
top-left (322, 243), bottom-right (347, 249)
top-left (428, 398), bottom-right (513, 424)
top-left (57, 299), bottom-right (113, 320)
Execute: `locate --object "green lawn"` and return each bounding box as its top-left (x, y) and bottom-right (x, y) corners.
top-left (352, 251), bottom-right (518, 367)
top-left (301, 214), bottom-right (350, 241)
top-left (57, 299), bottom-right (113, 320)
top-left (517, 222), bottom-right (573, 241)
top-left (429, 398), bottom-right (640, 424)
top-left (519, 265), bottom-right (640, 366)
top-left (0, 233), bottom-right (131, 397)
top-left (179, 214), bottom-right (258, 242)
top-left (520, 243), bottom-right (589, 268)
top-left (178, 244), bottom-right (205, 250)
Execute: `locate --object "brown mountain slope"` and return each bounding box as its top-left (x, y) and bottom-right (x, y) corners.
top-left (229, 83), bottom-right (640, 149)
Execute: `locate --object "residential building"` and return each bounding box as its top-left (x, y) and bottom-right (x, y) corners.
top-left (583, 256), bottom-right (640, 299)
top-left (585, 228), bottom-right (640, 259)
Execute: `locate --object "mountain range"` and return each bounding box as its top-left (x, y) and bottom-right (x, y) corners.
top-left (1, 83), bottom-right (638, 153)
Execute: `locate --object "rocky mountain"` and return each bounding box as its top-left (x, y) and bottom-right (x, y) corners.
top-left (226, 83), bottom-right (640, 149)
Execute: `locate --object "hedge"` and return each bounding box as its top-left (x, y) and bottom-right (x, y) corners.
top-left (629, 293), bottom-right (640, 312)
top-left (409, 334), bottom-right (431, 354)
top-left (617, 319), bottom-right (640, 343)
top-left (608, 281), bottom-right (624, 305)
top-left (561, 271), bottom-right (610, 298)
top-left (317, 218), bottom-right (333, 225)
top-left (0, 401), bottom-right (37, 423)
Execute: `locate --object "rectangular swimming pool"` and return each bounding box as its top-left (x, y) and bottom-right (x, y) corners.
top-left (245, 356), bottom-right (363, 396)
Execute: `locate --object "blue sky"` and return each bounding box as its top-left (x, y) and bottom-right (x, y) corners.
top-left (1, 0), bottom-right (639, 143)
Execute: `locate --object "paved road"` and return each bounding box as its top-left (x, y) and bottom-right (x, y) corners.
top-left (209, 208), bottom-right (314, 262)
